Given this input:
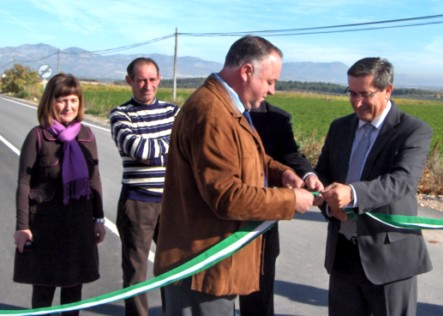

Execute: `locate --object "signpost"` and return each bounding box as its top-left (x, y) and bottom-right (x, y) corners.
top-left (38, 64), bottom-right (52, 79)
top-left (38, 64), bottom-right (52, 90)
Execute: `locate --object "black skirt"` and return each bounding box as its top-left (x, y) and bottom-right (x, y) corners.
top-left (13, 198), bottom-right (100, 286)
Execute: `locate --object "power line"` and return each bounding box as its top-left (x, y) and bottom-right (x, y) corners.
top-left (256, 20), bottom-right (443, 37)
top-left (179, 14), bottom-right (443, 37)
top-left (2, 14), bottom-right (442, 65)
top-left (63, 34), bottom-right (176, 56)
top-left (15, 51), bottom-right (59, 63)
top-left (0, 34), bottom-right (176, 67)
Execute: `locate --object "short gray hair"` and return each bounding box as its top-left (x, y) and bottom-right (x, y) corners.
top-left (347, 57), bottom-right (394, 90)
top-left (224, 35), bottom-right (283, 68)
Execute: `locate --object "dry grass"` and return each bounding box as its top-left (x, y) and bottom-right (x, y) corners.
top-left (300, 136), bottom-right (443, 196)
top-left (418, 141), bottom-right (443, 195)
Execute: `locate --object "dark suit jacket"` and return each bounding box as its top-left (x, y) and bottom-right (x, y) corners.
top-left (315, 103), bottom-right (433, 285)
top-left (251, 101), bottom-right (314, 259)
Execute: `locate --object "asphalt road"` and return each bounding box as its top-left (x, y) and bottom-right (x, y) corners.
top-left (1, 95), bottom-right (442, 315)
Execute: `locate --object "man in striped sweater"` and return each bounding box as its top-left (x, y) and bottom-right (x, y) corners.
top-left (110, 57), bottom-right (179, 316)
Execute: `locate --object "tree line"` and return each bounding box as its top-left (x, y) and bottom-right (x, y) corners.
top-left (1, 64), bottom-right (441, 101)
top-left (160, 78), bottom-right (441, 100)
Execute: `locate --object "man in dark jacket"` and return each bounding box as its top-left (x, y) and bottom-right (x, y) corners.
top-left (316, 57), bottom-right (432, 316)
top-left (239, 100), bottom-right (324, 316)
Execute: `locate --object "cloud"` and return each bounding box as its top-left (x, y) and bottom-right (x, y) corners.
top-left (0, 8), bottom-right (36, 33)
top-left (425, 37), bottom-right (443, 54)
top-left (27, 0), bottom-right (105, 35)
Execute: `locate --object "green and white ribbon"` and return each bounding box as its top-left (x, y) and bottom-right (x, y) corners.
top-left (3, 195), bottom-right (443, 315)
top-left (344, 209), bottom-right (443, 230)
top-left (0, 220), bottom-right (275, 315)
top-left (367, 212), bottom-right (443, 230)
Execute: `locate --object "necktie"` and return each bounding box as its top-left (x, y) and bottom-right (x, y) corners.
top-left (340, 123), bottom-right (375, 239)
top-left (346, 123), bottom-right (375, 183)
top-left (243, 110), bottom-right (254, 130)
top-left (243, 110), bottom-right (267, 187)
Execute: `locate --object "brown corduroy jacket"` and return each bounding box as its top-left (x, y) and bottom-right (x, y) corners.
top-left (154, 74), bottom-right (297, 296)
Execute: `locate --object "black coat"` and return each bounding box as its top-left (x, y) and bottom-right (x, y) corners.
top-left (14, 125), bottom-right (103, 286)
top-left (251, 101), bottom-right (314, 259)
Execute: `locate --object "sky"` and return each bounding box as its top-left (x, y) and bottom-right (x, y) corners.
top-left (1, 0), bottom-right (443, 83)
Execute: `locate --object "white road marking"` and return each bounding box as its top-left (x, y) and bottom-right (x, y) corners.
top-left (0, 97), bottom-right (157, 262)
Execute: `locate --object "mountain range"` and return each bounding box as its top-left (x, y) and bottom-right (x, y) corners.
top-left (0, 43), bottom-right (435, 88)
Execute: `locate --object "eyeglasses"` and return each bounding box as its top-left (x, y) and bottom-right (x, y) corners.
top-left (344, 87), bottom-right (379, 101)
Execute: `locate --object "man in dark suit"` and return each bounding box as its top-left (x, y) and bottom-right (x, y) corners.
top-left (316, 57), bottom-right (433, 316)
top-left (239, 100), bottom-right (324, 316)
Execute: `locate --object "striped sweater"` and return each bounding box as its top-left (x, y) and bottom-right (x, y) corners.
top-left (110, 98), bottom-right (179, 200)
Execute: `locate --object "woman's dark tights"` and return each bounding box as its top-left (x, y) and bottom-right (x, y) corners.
top-left (32, 284), bottom-right (82, 315)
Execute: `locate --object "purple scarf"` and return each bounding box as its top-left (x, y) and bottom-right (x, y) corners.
top-left (47, 121), bottom-right (91, 205)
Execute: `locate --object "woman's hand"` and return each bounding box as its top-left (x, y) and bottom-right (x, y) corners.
top-left (95, 223), bottom-right (106, 244)
top-left (14, 229), bottom-right (33, 253)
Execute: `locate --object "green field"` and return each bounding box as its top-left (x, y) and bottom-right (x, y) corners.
top-left (83, 84), bottom-right (442, 156)
top-left (267, 92), bottom-right (443, 155)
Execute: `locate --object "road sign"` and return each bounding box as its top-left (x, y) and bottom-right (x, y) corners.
top-left (38, 64), bottom-right (52, 79)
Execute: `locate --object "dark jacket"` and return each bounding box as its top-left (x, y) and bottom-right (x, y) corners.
top-left (250, 101), bottom-right (314, 259)
top-left (316, 103), bottom-right (432, 284)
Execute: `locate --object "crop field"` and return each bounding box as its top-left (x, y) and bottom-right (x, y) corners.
top-left (267, 92), bottom-right (443, 155)
top-left (83, 84), bottom-right (442, 155)
top-left (78, 83), bottom-right (442, 194)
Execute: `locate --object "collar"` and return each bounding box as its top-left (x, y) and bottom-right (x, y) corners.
top-left (358, 100), bottom-right (392, 130)
top-left (131, 97), bottom-right (158, 107)
top-left (213, 72), bottom-right (246, 113)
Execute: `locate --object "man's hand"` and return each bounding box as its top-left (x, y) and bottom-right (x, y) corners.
top-left (329, 206), bottom-right (348, 221)
top-left (293, 188), bottom-right (314, 214)
top-left (321, 182), bottom-right (353, 209)
top-left (282, 169), bottom-right (304, 189)
top-left (304, 174), bottom-right (324, 192)
top-left (304, 174), bottom-right (325, 206)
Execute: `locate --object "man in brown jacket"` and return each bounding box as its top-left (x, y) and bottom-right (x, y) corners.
top-left (154, 35), bottom-right (319, 315)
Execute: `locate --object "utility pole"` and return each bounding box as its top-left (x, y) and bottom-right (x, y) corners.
top-left (57, 49), bottom-right (60, 73)
top-left (173, 27), bottom-right (178, 102)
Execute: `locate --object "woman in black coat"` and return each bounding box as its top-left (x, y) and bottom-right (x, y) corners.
top-left (13, 73), bottom-right (106, 315)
